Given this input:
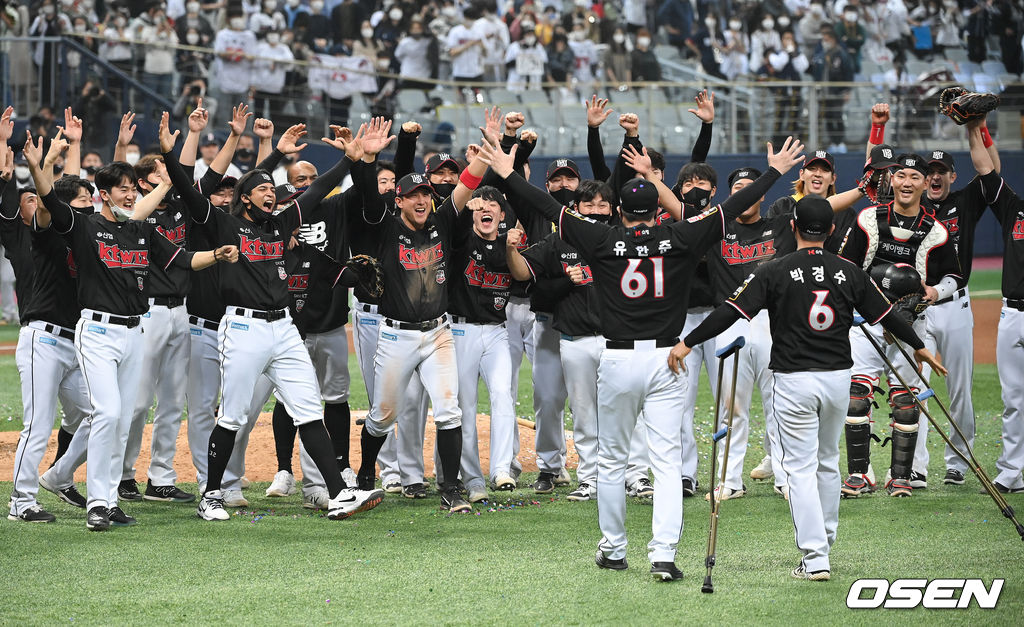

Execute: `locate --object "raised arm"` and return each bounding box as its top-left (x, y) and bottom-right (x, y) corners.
top-left (209, 103), bottom-right (251, 176)
top-left (394, 121), bottom-right (420, 178)
top-left (253, 117), bottom-right (274, 165)
top-left (129, 159), bottom-right (173, 222)
top-left (24, 133), bottom-right (70, 231)
top-left (60, 106), bottom-right (83, 176)
top-left (585, 95), bottom-right (614, 181)
top-left (719, 137), bottom-right (805, 221)
top-left (113, 111), bottom-right (136, 163)
top-left (622, 144), bottom-right (681, 219)
top-left (866, 103), bottom-right (888, 162)
top-left (504, 227), bottom-right (532, 281)
top-left (479, 136), bottom-right (562, 223)
top-left (257, 122), bottom-right (308, 173)
top-left (160, 130), bottom-right (215, 224)
top-left (180, 99), bottom-right (209, 169)
top-left (687, 89), bottom-right (715, 163)
top-left (968, 119), bottom-right (995, 176)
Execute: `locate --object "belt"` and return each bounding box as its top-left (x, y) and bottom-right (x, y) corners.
top-left (560, 332), bottom-right (599, 341)
top-left (27, 321), bottom-right (75, 341)
top-left (451, 315), bottom-right (505, 327)
top-left (384, 315), bottom-right (446, 332)
top-left (231, 307), bottom-right (288, 321)
top-left (605, 337), bottom-right (678, 350)
top-left (1007, 298), bottom-right (1024, 312)
top-left (934, 287), bottom-right (968, 306)
top-left (89, 312), bottom-right (141, 328)
top-left (188, 315), bottom-right (219, 331)
top-left (357, 302), bottom-right (379, 314)
top-left (151, 296), bottom-right (185, 308)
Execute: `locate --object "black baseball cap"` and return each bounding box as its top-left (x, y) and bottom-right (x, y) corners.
top-left (793, 194), bottom-right (833, 236)
top-left (865, 144), bottom-right (899, 171)
top-left (618, 178), bottom-right (659, 216)
top-left (803, 149), bottom-right (835, 171)
top-left (546, 158), bottom-right (580, 181)
top-left (895, 153), bottom-right (928, 175)
top-left (396, 172), bottom-right (434, 197)
top-left (200, 132), bottom-right (219, 146)
top-left (425, 152), bottom-right (462, 175)
top-left (727, 167), bottom-right (761, 188)
top-left (926, 149), bottom-right (955, 172)
top-left (239, 170), bottom-right (275, 196)
top-left (275, 182), bottom-right (300, 204)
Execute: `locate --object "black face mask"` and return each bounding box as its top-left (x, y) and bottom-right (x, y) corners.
top-left (582, 212), bottom-right (612, 224)
top-left (237, 148), bottom-right (255, 161)
top-left (682, 186), bottom-right (712, 209)
top-left (83, 165), bottom-right (98, 175)
top-left (246, 201), bottom-right (271, 226)
top-left (380, 190), bottom-right (397, 209)
top-left (432, 182), bottom-right (456, 199)
top-left (550, 188), bottom-right (577, 209)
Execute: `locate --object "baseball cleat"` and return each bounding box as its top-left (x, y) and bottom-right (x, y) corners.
top-left (987, 482), bottom-right (1024, 494)
top-left (595, 551), bottom-right (628, 571)
top-left (341, 467), bottom-right (359, 490)
top-left (705, 484), bottom-right (746, 502)
top-left (196, 491), bottom-right (230, 521)
top-left (909, 471), bottom-right (928, 489)
top-left (750, 455), bottom-right (775, 480)
top-left (441, 489), bottom-right (472, 513)
top-left (841, 474), bottom-right (876, 497)
top-left (118, 479), bottom-right (143, 501)
top-left (144, 482), bottom-right (196, 503)
top-left (223, 489), bottom-right (249, 508)
top-left (492, 472), bottom-right (517, 491)
top-left (628, 477), bottom-right (654, 498)
top-left (239, 476), bottom-right (251, 489)
top-left (327, 488), bottom-right (385, 520)
top-left (651, 562), bottom-right (684, 582)
top-left (567, 482), bottom-right (596, 501)
top-left (886, 478), bottom-right (913, 497)
top-left (38, 472), bottom-right (86, 508)
top-left (943, 469), bottom-right (965, 485)
top-left (303, 489), bottom-right (330, 510)
top-left (402, 483), bottom-right (428, 499)
top-left (682, 477), bottom-right (699, 498)
top-left (86, 506), bottom-right (111, 531)
top-left (108, 506), bottom-right (137, 526)
top-left (533, 472), bottom-right (556, 494)
top-left (266, 470), bottom-right (297, 497)
top-left (467, 486), bottom-right (489, 504)
top-left (383, 481), bottom-right (403, 494)
top-left (792, 564), bottom-right (830, 581)
top-left (774, 485), bottom-right (790, 501)
top-left (554, 468), bottom-right (572, 486)
top-left (7, 505), bottom-right (56, 523)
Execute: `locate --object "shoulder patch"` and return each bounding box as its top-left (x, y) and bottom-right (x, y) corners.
top-left (686, 205), bottom-right (721, 223)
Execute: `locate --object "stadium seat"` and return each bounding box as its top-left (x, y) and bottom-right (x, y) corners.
top-left (396, 89), bottom-right (428, 114)
top-left (517, 89), bottom-right (551, 105)
top-left (435, 105), bottom-right (468, 145)
top-left (654, 44), bottom-right (681, 62)
top-left (973, 72), bottom-right (999, 94)
top-left (982, 60), bottom-right (1007, 76)
top-left (944, 47), bottom-right (969, 63)
top-left (605, 87), bottom-right (641, 105)
top-left (487, 87), bottom-right (521, 105)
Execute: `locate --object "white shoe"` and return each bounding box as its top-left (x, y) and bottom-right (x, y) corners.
top-left (467, 485), bottom-right (489, 503)
top-left (750, 455), bottom-right (774, 480)
top-left (197, 490), bottom-right (230, 521)
top-left (266, 470), bottom-right (296, 497)
top-left (554, 468), bottom-right (571, 486)
top-left (223, 489), bottom-right (249, 507)
top-left (491, 472), bottom-right (516, 491)
top-left (239, 476), bottom-right (251, 489)
top-left (303, 489), bottom-right (330, 510)
top-left (704, 484), bottom-right (746, 502)
top-left (327, 488), bottom-right (385, 520)
top-left (341, 467), bottom-right (358, 489)
top-left (774, 485), bottom-right (790, 501)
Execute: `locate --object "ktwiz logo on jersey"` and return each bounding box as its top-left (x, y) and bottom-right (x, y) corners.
top-left (288, 274), bottom-right (309, 292)
top-left (398, 243), bottom-right (444, 269)
top-left (238, 235), bottom-right (285, 261)
top-left (156, 224), bottom-right (187, 244)
top-left (560, 261), bottom-right (594, 285)
top-left (721, 240), bottom-right (776, 265)
top-left (464, 258), bottom-right (511, 289)
top-left (97, 243), bottom-right (149, 269)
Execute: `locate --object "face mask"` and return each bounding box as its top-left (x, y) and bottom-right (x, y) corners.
top-left (115, 16), bottom-right (126, 27)
top-left (845, 11), bottom-right (857, 21)
top-left (682, 186), bottom-right (712, 209)
top-left (265, 1), bottom-right (277, 11)
top-left (549, 188), bottom-right (577, 208)
top-left (612, 32), bottom-right (625, 44)
top-left (637, 36), bottom-right (651, 48)
top-left (125, 152), bottom-right (140, 165)
top-left (410, 30), bottom-right (423, 38)
top-left (729, 20), bottom-right (742, 31)
top-left (287, 0), bottom-right (299, 6)
top-left (442, 7), bottom-right (457, 18)
top-left (310, 1), bottom-right (323, 11)
top-left (784, 43), bottom-right (796, 53)
top-left (83, 165), bottom-right (98, 175)
top-left (108, 200), bottom-right (134, 222)
top-left (432, 182), bottom-right (456, 199)
top-left (237, 148), bottom-right (254, 161)
top-left (810, 5), bottom-right (824, 16)
top-left (248, 202), bottom-right (271, 225)
top-left (230, 17), bottom-right (247, 29)
top-left (704, 17), bottom-right (716, 28)
top-left (762, 19), bottom-right (774, 29)
top-left (15, 165), bottom-right (30, 182)
top-left (389, 8), bottom-right (403, 20)
top-left (778, 16), bottom-right (791, 27)
top-left (74, 23), bottom-right (87, 32)
top-left (267, 32), bottom-right (280, 44)
top-left (361, 27), bottom-right (374, 38)
top-left (522, 34), bottom-right (536, 45)
top-left (42, 5), bottom-right (55, 15)
top-left (571, 30), bottom-right (585, 41)
top-left (187, 2), bottom-right (200, 12)
top-left (186, 32), bottom-right (200, 44)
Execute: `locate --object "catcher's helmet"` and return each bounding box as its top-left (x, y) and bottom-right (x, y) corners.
top-left (870, 263), bottom-right (924, 301)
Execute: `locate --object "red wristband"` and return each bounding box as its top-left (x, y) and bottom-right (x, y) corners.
top-left (459, 169), bottom-right (483, 190)
top-left (869, 123), bottom-right (885, 145)
top-left (980, 126), bottom-right (993, 148)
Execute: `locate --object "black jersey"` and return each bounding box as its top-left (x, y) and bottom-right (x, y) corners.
top-left (41, 192), bottom-right (192, 316)
top-left (184, 205), bottom-right (224, 321)
top-left (0, 184), bottom-right (35, 321)
top-left (288, 241), bottom-right (346, 334)
top-left (682, 202), bottom-right (716, 309)
top-left (709, 214), bottom-right (797, 304)
top-left (139, 197), bottom-right (190, 298)
top-left (766, 193), bottom-right (857, 255)
top-left (447, 228), bottom-right (512, 324)
top-left (728, 248), bottom-right (893, 372)
top-left (520, 232), bottom-right (601, 336)
top-left (979, 173), bottom-right (1024, 299)
top-left (923, 173), bottom-right (994, 281)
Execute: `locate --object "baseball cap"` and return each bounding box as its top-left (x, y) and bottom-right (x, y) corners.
top-left (865, 144), bottom-right (899, 171)
top-left (546, 158), bottom-right (580, 181)
top-left (200, 132), bottom-right (219, 147)
top-left (396, 172), bottom-right (434, 197)
top-left (926, 149), bottom-right (955, 172)
top-left (727, 167), bottom-right (761, 188)
top-left (239, 170), bottom-right (275, 196)
top-left (425, 152), bottom-right (462, 175)
top-left (275, 182), bottom-right (300, 204)
top-left (895, 153), bottom-right (928, 175)
top-left (803, 149), bottom-right (835, 171)
top-left (618, 178), bottom-right (659, 216)
top-left (214, 175), bottom-right (238, 192)
top-left (793, 194), bottom-right (833, 236)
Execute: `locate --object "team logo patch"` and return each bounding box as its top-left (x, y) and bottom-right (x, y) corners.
top-left (381, 332), bottom-right (398, 341)
top-left (87, 325), bottom-right (106, 335)
top-left (38, 336), bottom-right (58, 346)
top-left (452, 328), bottom-right (465, 336)
top-left (230, 322), bottom-right (250, 331)
top-left (436, 270), bottom-right (446, 284)
top-left (278, 267), bottom-right (288, 280)
top-left (494, 296), bottom-right (507, 310)
top-left (359, 318), bottom-right (378, 326)
top-left (296, 299), bottom-right (305, 312)
top-left (191, 328), bottom-right (203, 336)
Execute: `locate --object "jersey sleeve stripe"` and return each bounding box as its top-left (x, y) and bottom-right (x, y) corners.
top-left (726, 299), bottom-right (752, 320)
top-left (870, 303), bottom-right (893, 325)
top-left (556, 207), bottom-right (568, 240)
top-left (522, 257), bottom-right (539, 282)
top-left (294, 199), bottom-right (302, 224)
top-left (332, 267), bottom-right (344, 288)
top-left (163, 245), bottom-right (182, 271)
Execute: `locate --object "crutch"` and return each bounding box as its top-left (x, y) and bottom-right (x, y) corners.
top-left (853, 316), bottom-right (1024, 541)
top-left (702, 336), bottom-right (746, 593)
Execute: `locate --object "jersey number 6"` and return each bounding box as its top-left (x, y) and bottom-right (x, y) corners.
top-left (809, 290), bottom-right (836, 331)
top-left (621, 257), bottom-right (665, 299)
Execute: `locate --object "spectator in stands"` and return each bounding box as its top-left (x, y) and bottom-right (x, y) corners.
top-left (212, 11), bottom-right (256, 125)
top-left (631, 28), bottom-right (662, 82)
top-left (28, 0), bottom-right (70, 106)
top-left (0, 0), bottom-right (20, 106)
top-left (194, 130), bottom-right (243, 180)
top-left (756, 29), bottom-right (808, 144)
top-left (304, 0), bottom-right (331, 43)
top-left (568, 20), bottom-right (598, 94)
top-left (448, 4), bottom-right (485, 99)
top-left (283, 0), bottom-right (310, 29)
top-left (809, 26), bottom-right (854, 152)
top-left (750, 14), bottom-right (782, 72)
top-left (537, 5), bottom-right (559, 45)
top-left (686, 14), bottom-right (726, 80)
top-left (374, 3), bottom-right (406, 52)
top-left (562, 0), bottom-right (599, 39)
top-left (865, 0), bottom-right (910, 63)
top-left (835, 5), bottom-right (865, 73)
top-left (429, 1), bottom-right (461, 41)
top-left (178, 27), bottom-right (214, 85)
top-left (140, 9), bottom-right (178, 115)
top-left (352, 19), bottom-right (385, 69)
top-left (505, 23), bottom-right (548, 91)
top-left (796, 1), bottom-right (827, 51)
top-left (176, 1), bottom-right (215, 46)
top-left (254, 29), bottom-right (294, 120)
top-left (97, 10), bottom-right (133, 101)
top-left (721, 17), bottom-right (750, 79)
top-left (604, 26), bottom-right (632, 88)
top-left (250, 0), bottom-right (287, 35)
top-left (995, 0), bottom-right (1023, 75)
top-left (933, 0), bottom-right (965, 55)
top-left (908, 0), bottom-right (940, 59)
top-left (545, 31), bottom-right (575, 89)
top-left (330, 0), bottom-right (363, 42)
top-left (657, 0), bottom-right (694, 50)
top-left (477, 1), bottom-right (510, 83)
top-left (394, 16), bottom-right (437, 92)
top-left (68, 15), bottom-right (98, 93)
top-left (173, 78), bottom-right (220, 125)
top-left (75, 79), bottom-right (116, 155)
top-left (622, 0), bottom-right (646, 34)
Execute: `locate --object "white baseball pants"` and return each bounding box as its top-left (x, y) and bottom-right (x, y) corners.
top-left (305, 325), bottom-right (350, 403)
top-left (995, 303), bottom-right (1024, 490)
top-left (924, 289), bottom-right (976, 473)
top-left (680, 308), bottom-right (717, 482)
top-left (186, 317), bottom-right (221, 488)
top-left (532, 313), bottom-right (567, 473)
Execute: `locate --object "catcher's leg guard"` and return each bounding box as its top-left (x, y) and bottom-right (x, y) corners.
top-left (888, 387), bottom-right (920, 484)
top-left (845, 378), bottom-right (876, 475)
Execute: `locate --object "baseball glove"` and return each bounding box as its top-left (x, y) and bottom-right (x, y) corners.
top-left (892, 292), bottom-right (929, 325)
top-left (345, 254), bottom-right (384, 298)
top-left (857, 168), bottom-right (884, 203)
top-left (938, 86), bottom-right (1000, 125)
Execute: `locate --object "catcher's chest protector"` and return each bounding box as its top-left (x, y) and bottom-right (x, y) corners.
top-left (859, 205), bottom-right (940, 279)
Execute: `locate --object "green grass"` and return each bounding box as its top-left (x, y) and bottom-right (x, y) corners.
top-left (1, 356), bottom-right (1022, 624)
top-left (968, 269), bottom-right (1002, 299)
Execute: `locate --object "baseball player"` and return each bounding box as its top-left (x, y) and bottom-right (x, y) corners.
top-left (965, 122), bottom-right (1024, 493)
top-left (481, 134), bottom-right (805, 580)
top-left (671, 195), bottom-right (944, 581)
top-left (835, 154), bottom-right (962, 497)
top-left (161, 122), bottom-right (384, 523)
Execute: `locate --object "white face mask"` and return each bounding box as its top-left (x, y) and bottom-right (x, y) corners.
top-left (844, 11), bottom-right (857, 21)
top-left (230, 17), bottom-right (247, 29)
top-left (762, 19), bottom-right (774, 29)
top-left (389, 8), bottom-right (402, 20)
top-left (286, 0), bottom-right (299, 7)
top-left (310, 1), bottom-right (323, 11)
top-left (74, 23), bottom-right (87, 32)
top-left (125, 151), bottom-right (140, 165)
top-left (442, 6), bottom-right (457, 18)
top-left (784, 42), bottom-right (795, 53)
top-left (637, 36), bottom-right (651, 48)
top-left (778, 16), bottom-right (791, 27)
top-left (14, 165), bottom-right (30, 181)
top-left (570, 30), bottom-right (585, 41)
top-left (266, 32), bottom-right (280, 44)
top-left (704, 17), bottom-right (716, 28)
top-left (187, 2), bottom-right (200, 12)
top-left (186, 32), bottom-right (200, 44)
top-left (109, 202), bottom-right (134, 222)
top-left (115, 16), bottom-right (126, 27)
top-left (42, 5), bottom-right (55, 15)
top-left (729, 20), bottom-right (742, 31)
top-left (522, 34), bottom-right (536, 45)
top-left (265, 2), bottom-right (277, 12)
top-left (612, 32), bottom-right (625, 44)
top-left (361, 27), bottom-right (373, 38)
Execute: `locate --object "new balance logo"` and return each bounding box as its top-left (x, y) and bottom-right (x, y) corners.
top-left (97, 242), bottom-right (149, 269)
top-left (238, 235), bottom-right (284, 262)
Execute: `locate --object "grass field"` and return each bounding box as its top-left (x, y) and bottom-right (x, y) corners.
top-left (968, 269), bottom-right (1003, 299)
top-left (1, 352), bottom-right (1022, 623)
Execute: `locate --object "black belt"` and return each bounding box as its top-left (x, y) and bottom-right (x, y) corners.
top-left (934, 287), bottom-right (968, 306)
top-left (152, 296), bottom-right (185, 308)
top-left (90, 312), bottom-right (141, 328)
top-left (232, 307), bottom-right (287, 321)
top-left (561, 332), bottom-right (599, 341)
top-left (188, 315), bottom-right (219, 331)
top-left (384, 316), bottom-right (445, 332)
top-left (42, 323), bottom-right (75, 341)
top-left (1007, 298), bottom-right (1024, 312)
top-left (358, 303), bottom-right (378, 313)
top-left (605, 337), bottom-right (678, 350)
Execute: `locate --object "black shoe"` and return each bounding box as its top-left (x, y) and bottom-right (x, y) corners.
top-left (595, 551), bottom-right (628, 570)
top-left (534, 472), bottom-right (555, 494)
top-left (990, 481), bottom-right (1024, 494)
top-left (108, 506), bottom-right (137, 526)
top-left (682, 477), bottom-right (698, 498)
top-left (144, 481), bottom-right (196, 503)
top-left (651, 561), bottom-right (684, 581)
top-left (909, 471), bottom-right (927, 489)
top-left (118, 479), bottom-right (142, 501)
top-left (7, 505), bottom-right (56, 523)
top-left (39, 474), bottom-right (87, 508)
top-left (86, 506), bottom-right (110, 531)
top-left (943, 469), bottom-right (965, 485)
top-left (356, 474), bottom-right (376, 491)
top-left (441, 488), bottom-right (472, 513)
top-left (402, 483), bottom-right (428, 499)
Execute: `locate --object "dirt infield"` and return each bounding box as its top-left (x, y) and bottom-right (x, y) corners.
top-left (973, 299), bottom-right (1000, 364)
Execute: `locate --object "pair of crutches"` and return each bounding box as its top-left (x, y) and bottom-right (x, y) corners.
top-left (702, 336), bottom-right (746, 594)
top-left (852, 316), bottom-right (1024, 541)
